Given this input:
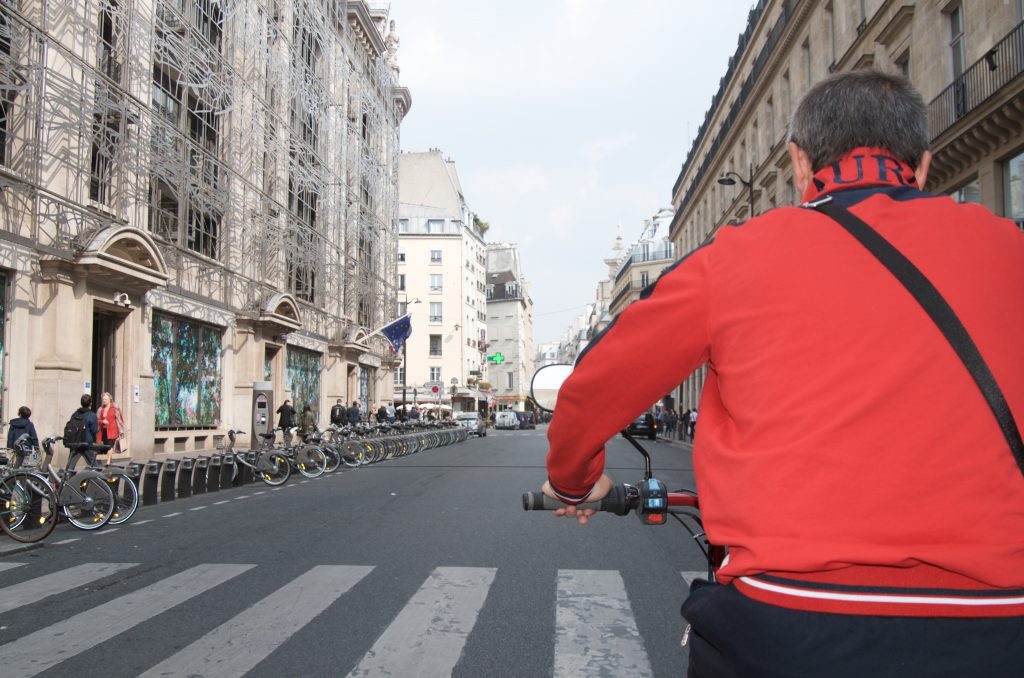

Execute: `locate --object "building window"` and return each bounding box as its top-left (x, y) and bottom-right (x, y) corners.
top-left (429, 334), bottom-right (442, 357)
top-left (1003, 152), bottom-right (1024, 227)
top-left (485, 284), bottom-right (494, 299)
top-left (825, 3), bottom-right (836, 67)
top-left (394, 366), bottom-right (405, 386)
top-left (507, 372), bottom-right (514, 389)
top-left (396, 301), bottom-right (408, 316)
top-left (426, 219), bottom-right (444, 234)
top-left (287, 178), bottom-right (320, 303)
top-left (765, 98), bottom-right (774, 148)
top-left (896, 50), bottom-right (911, 79)
top-left (429, 367), bottom-right (441, 382)
top-left (89, 114), bottom-right (119, 205)
top-left (286, 346), bottom-right (321, 412)
top-left (398, 251), bottom-right (405, 262)
top-left (0, 9), bottom-right (15, 167)
top-left (429, 302), bottom-right (442, 323)
top-left (949, 4), bottom-right (966, 80)
top-left (949, 177), bottom-right (980, 204)
top-left (0, 272), bottom-right (5, 417)
top-left (640, 271), bottom-right (650, 288)
top-left (430, 249), bottom-right (442, 263)
top-left (398, 274), bottom-right (405, 291)
top-left (195, 0), bottom-right (224, 49)
top-left (430, 274), bottom-right (443, 292)
top-left (398, 219), bottom-right (409, 233)
top-left (801, 38), bottom-right (812, 89)
top-left (98, 0), bottom-right (123, 82)
top-left (152, 312), bottom-right (222, 428)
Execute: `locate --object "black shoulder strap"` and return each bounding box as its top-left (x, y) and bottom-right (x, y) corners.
top-left (811, 197), bottom-right (1024, 479)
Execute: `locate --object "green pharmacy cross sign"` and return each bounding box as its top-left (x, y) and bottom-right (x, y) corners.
top-left (487, 352), bottom-right (506, 365)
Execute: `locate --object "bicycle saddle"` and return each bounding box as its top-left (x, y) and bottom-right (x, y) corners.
top-left (258, 432), bottom-right (276, 439)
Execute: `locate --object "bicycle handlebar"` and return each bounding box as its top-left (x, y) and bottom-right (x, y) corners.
top-left (522, 484), bottom-right (633, 516)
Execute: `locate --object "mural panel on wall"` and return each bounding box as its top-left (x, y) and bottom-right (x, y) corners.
top-left (152, 312), bottom-right (223, 428)
top-left (287, 347), bottom-right (321, 412)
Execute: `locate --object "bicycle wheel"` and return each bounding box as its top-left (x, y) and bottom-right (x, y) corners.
top-left (322, 445), bottom-right (341, 473)
top-left (62, 476), bottom-right (115, 530)
top-left (295, 446), bottom-right (326, 478)
top-left (340, 441), bottom-right (362, 467)
top-left (106, 473), bottom-right (139, 525)
top-left (0, 473), bottom-right (58, 543)
top-left (258, 452), bottom-right (291, 486)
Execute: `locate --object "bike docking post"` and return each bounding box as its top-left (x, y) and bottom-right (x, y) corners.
top-left (177, 458), bottom-right (194, 499)
top-left (240, 451), bottom-right (257, 485)
top-left (126, 461), bottom-right (144, 497)
top-left (206, 454), bottom-right (222, 493)
top-left (143, 460), bottom-right (163, 506)
top-left (191, 456), bottom-right (208, 495)
top-left (218, 453), bottom-right (235, 490)
top-left (160, 459), bottom-right (178, 502)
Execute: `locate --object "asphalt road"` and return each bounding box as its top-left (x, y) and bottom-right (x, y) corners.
top-left (0, 428), bottom-right (705, 677)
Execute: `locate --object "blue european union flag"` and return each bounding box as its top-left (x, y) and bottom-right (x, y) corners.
top-left (381, 314), bottom-right (412, 353)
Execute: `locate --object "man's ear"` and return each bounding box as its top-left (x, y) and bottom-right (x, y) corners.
top-left (788, 142), bottom-right (814, 194)
top-left (914, 150), bottom-right (932, 189)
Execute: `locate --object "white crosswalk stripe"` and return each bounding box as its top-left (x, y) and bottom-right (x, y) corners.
top-left (555, 569), bottom-right (653, 678)
top-left (346, 566), bottom-right (497, 677)
top-left (0, 563), bottom-right (253, 677)
top-left (0, 562), bottom-right (138, 615)
top-left (139, 565), bottom-right (373, 678)
top-left (0, 562), bottom-right (686, 676)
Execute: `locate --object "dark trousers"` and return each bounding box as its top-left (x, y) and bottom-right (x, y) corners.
top-left (682, 580), bottom-right (1024, 678)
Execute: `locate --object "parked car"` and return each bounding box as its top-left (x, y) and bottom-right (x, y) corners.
top-left (455, 412), bottom-right (486, 437)
top-left (494, 411), bottom-right (520, 430)
top-left (625, 412), bottom-right (657, 440)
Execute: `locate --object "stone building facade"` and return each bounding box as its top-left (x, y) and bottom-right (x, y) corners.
top-left (0, 1), bottom-right (409, 460)
top-left (397, 150), bottom-right (489, 412)
top-left (669, 0), bottom-right (1024, 410)
top-left (485, 243), bottom-right (534, 411)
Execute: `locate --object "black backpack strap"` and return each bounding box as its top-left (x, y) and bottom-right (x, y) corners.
top-left (808, 197), bottom-right (1024, 478)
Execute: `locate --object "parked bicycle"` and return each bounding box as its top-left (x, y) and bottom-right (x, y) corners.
top-left (38, 436), bottom-right (138, 526)
top-left (0, 448), bottom-right (59, 543)
top-left (224, 428), bottom-right (291, 486)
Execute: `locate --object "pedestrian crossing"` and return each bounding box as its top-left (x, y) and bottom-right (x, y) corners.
top-left (0, 562), bottom-right (705, 677)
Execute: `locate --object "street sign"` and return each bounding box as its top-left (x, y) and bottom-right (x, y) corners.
top-left (487, 352), bottom-right (505, 364)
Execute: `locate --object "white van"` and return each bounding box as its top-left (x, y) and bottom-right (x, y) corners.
top-left (494, 411), bottom-right (520, 430)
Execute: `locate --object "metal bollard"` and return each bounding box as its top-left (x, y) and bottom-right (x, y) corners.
top-left (192, 456), bottom-right (209, 495)
top-left (206, 454), bottom-right (222, 493)
top-left (142, 460), bottom-right (163, 506)
top-left (219, 453), bottom-right (235, 490)
top-left (177, 458), bottom-right (194, 499)
top-left (161, 459), bottom-right (178, 502)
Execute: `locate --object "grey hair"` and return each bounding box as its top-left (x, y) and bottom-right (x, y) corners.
top-left (788, 69), bottom-right (928, 172)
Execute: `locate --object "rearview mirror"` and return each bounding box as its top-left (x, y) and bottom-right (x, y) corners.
top-left (530, 364), bottom-right (573, 412)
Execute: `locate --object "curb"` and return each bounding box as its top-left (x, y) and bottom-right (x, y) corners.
top-left (657, 436), bottom-right (694, 450)
top-left (0, 540), bottom-right (44, 557)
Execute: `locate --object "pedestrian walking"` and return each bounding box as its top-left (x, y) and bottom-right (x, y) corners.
top-left (97, 392), bottom-right (126, 463)
top-left (7, 405), bottom-right (40, 462)
top-left (330, 399), bottom-right (346, 426)
top-left (277, 399), bottom-right (296, 444)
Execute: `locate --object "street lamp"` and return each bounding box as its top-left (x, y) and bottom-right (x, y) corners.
top-left (717, 162), bottom-right (756, 219)
top-left (402, 297), bottom-right (422, 415)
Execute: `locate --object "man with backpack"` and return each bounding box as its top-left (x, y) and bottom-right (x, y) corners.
top-left (330, 399), bottom-right (346, 427)
top-left (64, 394), bottom-right (100, 470)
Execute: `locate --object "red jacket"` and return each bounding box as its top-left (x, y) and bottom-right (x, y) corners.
top-left (546, 148), bottom-right (1024, 616)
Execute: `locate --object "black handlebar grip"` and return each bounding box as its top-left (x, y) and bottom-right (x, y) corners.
top-left (522, 484), bottom-right (631, 515)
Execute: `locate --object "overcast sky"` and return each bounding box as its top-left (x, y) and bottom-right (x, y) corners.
top-left (388, 1), bottom-right (755, 344)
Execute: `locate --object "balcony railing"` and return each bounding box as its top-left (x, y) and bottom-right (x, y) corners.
top-left (610, 280), bottom-right (646, 312)
top-left (928, 21), bottom-right (1024, 140)
top-left (614, 244), bottom-right (675, 283)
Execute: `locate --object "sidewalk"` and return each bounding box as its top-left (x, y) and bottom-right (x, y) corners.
top-left (657, 434), bottom-right (694, 451)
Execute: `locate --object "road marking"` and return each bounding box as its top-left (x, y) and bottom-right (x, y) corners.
top-left (555, 569), bottom-right (653, 678)
top-left (138, 565), bottom-right (373, 678)
top-left (53, 538), bottom-right (80, 545)
top-left (162, 512), bottom-right (182, 518)
top-left (213, 500), bottom-right (230, 505)
top-left (131, 520), bottom-right (153, 526)
top-left (0, 563), bottom-right (138, 615)
top-left (189, 506), bottom-right (207, 511)
top-left (284, 483), bottom-right (296, 488)
top-left (681, 571), bottom-right (708, 586)
top-left (95, 527), bottom-right (120, 535)
top-left (254, 491), bottom-right (265, 495)
top-left (347, 566), bottom-right (496, 678)
top-left (0, 563), bottom-right (253, 677)
top-left (234, 495), bottom-right (249, 500)
top-left (300, 480), bottom-right (309, 484)
top-left (0, 562), bottom-right (26, 572)
top-left (271, 487), bottom-right (282, 491)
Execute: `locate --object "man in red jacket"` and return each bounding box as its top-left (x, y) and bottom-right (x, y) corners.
top-left (542, 70), bottom-right (1024, 675)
